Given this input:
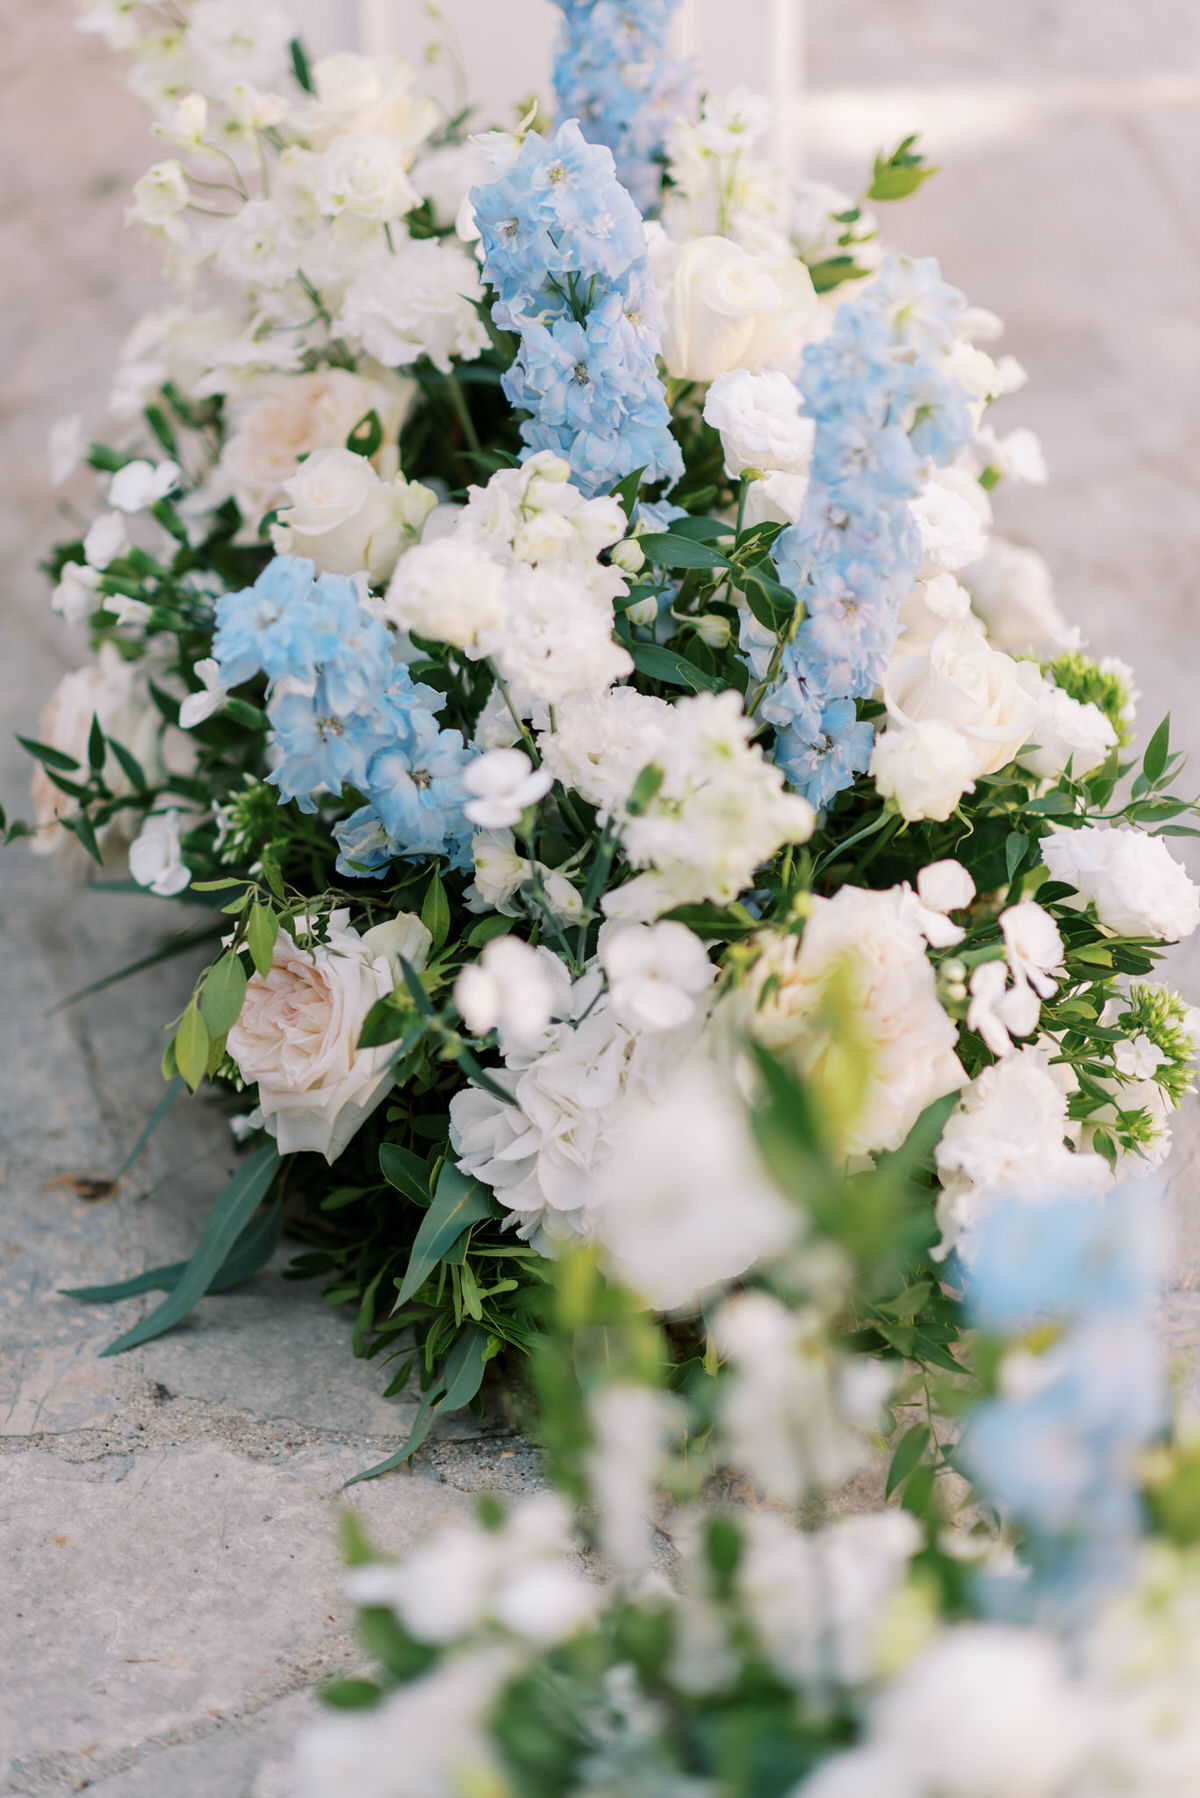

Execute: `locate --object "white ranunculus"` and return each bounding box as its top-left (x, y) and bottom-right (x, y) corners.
top-left (312, 130), bottom-right (418, 222)
top-left (870, 720), bottom-right (978, 822)
top-left (599, 920), bottom-right (715, 1032)
top-left (961, 537), bottom-right (1077, 658)
top-left (226, 909), bottom-right (432, 1161)
top-left (271, 447), bottom-right (436, 583)
top-left (336, 239), bottom-right (489, 372)
top-left (911, 466), bottom-right (992, 576)
top-left (654, 232), bottom-right (820, 383)
top-left (220, 368), bottom-right (411, 519)
top-left (462, 748), bottom-right (552, 830)
top-left (1041, 824), bottom-right (1200, 942)
top-left (1020, 675), bottom-right (1117, 782)
top-left (702, 370), bottom-right (815, 478)
top-left (741, 888), bottom-right (965, 1157)
top-left (883, 621), bottom-right (1042, 780)
top-left (383, 536), bottom-right (506, 649)
top-left (454, 938), bottom-right (564, 1054)
top-left (128, 809), bottom-right (191, 897)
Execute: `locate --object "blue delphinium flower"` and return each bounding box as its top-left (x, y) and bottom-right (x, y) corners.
top-left (750, 257), bottom-right (973, 813)
top-left (961, 1182), bottom-right (1166, 1624)
top-left (549, 0), bottom-right (694, 213)
top-left (472, 120), bottom-right (682, 497)
top-left (213, 556), bottom-right (474, 867)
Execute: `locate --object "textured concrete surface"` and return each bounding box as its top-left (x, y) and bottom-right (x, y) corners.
top-left (2, 4), bottom-right (1200, 1794)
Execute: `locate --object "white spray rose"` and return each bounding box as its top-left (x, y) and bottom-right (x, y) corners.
top-left (1041, 824), bottom-right (1200, 942)
top-left (226, 909), bottom-right (432, 1161)
top-left (702, 370), bottom-right (815, 478)
top-left (654, 233), bottom-right (820, 383)
top-left (870, 720), bottom-right (978, 822)
top-left (883, 621), bottom-right (1042, 780)
top-left (271, 447), bottom-right (436, 584)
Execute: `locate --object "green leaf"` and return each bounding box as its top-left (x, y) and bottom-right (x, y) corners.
top-left (63, 1200), bottom-right (281, 1305)
top-left (886, 1423), bottom-right (931, 1497)
top-left (394, 1165), bottom-right (491, 1306)
top-left (346, 409), bottom-right (383, 459)
top-left (740, 569), bottom-right (796, 633)
top-left (467, 914), bottom-right (512, 949)
top-left (665, 515), bottom-right (731, 544)
top-left (421, 868), bottom-right (451, 951)
top-left (1143, 713), bottom-right (1171, 784)
top-left (107, 736), bottom-right (148, 793)
top-left (379, 1142), bottom-right (432, 1206)
top-left (660, 902), bottom-right (758, 941)
top-left (344, 1327), bottom-right (489, 1485)
top-left (637, 532), bottom-right (731, 570)
top-left (115, 1075), bottom-right (185, 1178)
top-left (87, 713), bottom-right (106, 773)
top-left (626, 762), bottom-right (664, 816)
top-left (868, 164), bottom-right (936, 201)
top-left (247, 902), bottom-right (279, 978)
top-left (321, 1679), bottom-right (384, 1711)
top-left (631, 643), bottom-right (722, 693)
top-left (200, 952), bottom-right (248, 1037)
top-left (610, 465), bottom-right (646, 517)
top-left (1005, 831), bottom-right (1029, 885)
top-left (17, 735), bottom-right (81, 773)
top-left (290, 34), bottom-right (314, 91)
top-left (174, 1001), bottom-right (210, 1091)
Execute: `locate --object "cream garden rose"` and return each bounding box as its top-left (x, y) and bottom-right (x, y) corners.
top-left (227, 909), bottom-right (433, 1161)
top-left (271, 447), bottom-right (436, 583)
top-left (883, 620), bottom-right (1042, 781)
top-left (653, 233), bottom-right (820, 383)
top-left (220, 367), bottom-right (412, 519)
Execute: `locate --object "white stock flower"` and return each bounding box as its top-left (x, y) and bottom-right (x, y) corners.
top-left (226, 910), bottom-right (432, 1161)
top-left (934, 1045), bottom-right (1111, 1260)
top-left (271, 448), bottom-right (436, 583)
top-left (51, 562), bottom-right (101, 624)
top-left (917, 858), bottom-right (975, 915)
top-left (454, 938), bottom-right (563, 1053)
top-left (599, 921), bottom-right (715, 1032)
top-left (961, 538), bottom-right (1077, 658)
top-left (592, 1056), bottom-right (797, 1310)
top-left (741, 888), bottom-right (965, 1157)
top-left (654, 233), bottom-right (820, 382)
top-left (458, 454), bottom-right (626, 572)
top-left (107, 458), bottom-right (180, 513)
top-left (312, 131), bottom-right (418, 221)
top-left (47, 414), bottom-right (84, 486)
top-left (883, 621), bottom-right (1042, 781)
top-left (83, 512), bottom-right (130, 570)
top-left (1020, 674), bottom-right (1117, 782)
top-left (462, 748), bottom-right (553, 829)
top-left (870, 720), bottom-right (978, 822)
top-left (337, 239), bottom-right (488, 371)
top-left (714, 1292), bottom-right (893, 1503)
top-left (1042, 825), bottom-right (1200, 942)
top-left (128, 809), bottom-right (191, 897)
top-left (128, 160), bottom-right (189, 240)
top-left (702, 370), bottom-right (815, 478)
top-left (220, 368), bottom-right (410, 519)
top-left (179, 658), bottom-right (227, 729)
top-left (383, 536), bottom-right (506, 649)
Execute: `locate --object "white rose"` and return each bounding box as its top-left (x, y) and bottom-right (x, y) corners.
top-left (961, 538), bottom-right (1077, 658)
top-left (870, 720), bottom-right (978, 822)
top-left (654, 233), bottom-right (820, 383)
top-left (220, 368), bottom-right (411, 519)
top-left (383, 536), bottom-right (506, 649)
top-left (1019, 675), bottom-right (1116, 782)
top-left (702, 370), bottom-right (815, 478)
top-left (1041, 824), bottom-right (1200, 941)
top-left (883, 621), bottom-right (1042, 780)
top-left (271, 447), bottom-right (436, 583)
top-left (129, 809), bottom-right (191, 897)
top-left (226, 908), bottom-right (431, 1162)
top-left (312, 131), bottom-right (417, 221)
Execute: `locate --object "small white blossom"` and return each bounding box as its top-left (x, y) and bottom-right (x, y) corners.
top-left (967, 959), bottom-right (1041, 1058)
top-left (454, 938), bottom-right (563, 1053)
top-left (129, 809), bottom-right (191, 897)
top-left (83, 512), bottom-right (129, 570)
top-left (917, 858), bottom-right (975, 916)
top-left (463, 748), bottom-right (553, 830)
top-left (1000, 899), bottom-right (1063, 999)
top-left (179, 658), bottom-right (228, 729)
top-left (51, 562), bottom-right (101, 623)
top-left (108, 458), bottom-right (181, 514)
top-left (47, 415), bottom-right (84, 486)
top-left (599, 920), bottom-right (715, 1032)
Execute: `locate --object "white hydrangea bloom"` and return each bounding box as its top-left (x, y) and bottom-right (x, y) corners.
top-left (384, 537), bottom-right (507, 649)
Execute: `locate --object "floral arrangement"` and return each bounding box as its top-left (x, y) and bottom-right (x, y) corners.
top-left (16, 0), bottom-right (1200, 1483)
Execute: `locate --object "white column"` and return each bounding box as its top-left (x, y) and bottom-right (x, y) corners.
top-left (675, 0), bottom-right (701, 59)
top-left (768, 0), bottom-right (804, 174)
top-left (358, 0), bottom-right (396, 53)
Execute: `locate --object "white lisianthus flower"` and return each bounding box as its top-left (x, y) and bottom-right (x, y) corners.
top-left (337, 240), bottom-right (489, 372)
top-left (226, 909), bottom-right (432, 1162)
top-left (454, 938), bottom-right (565, 1054)
top-left (1020, 674), bottom-right (1117, 782)
top-left (912, 467), bottom-right (992, 576)
top-left (219, 368), bottom-right (411, 519)
top-left (179, 658), bottom-right (227, 729)
top-left (883, 621), bottom-right (1042, 780)
top-left (383, 536), bottom-right (506, 649)
top-left (108, 458), bottom-right (181, 514)
top-left (1042, 824), bottom-right (1200, 942)
top-left (917, 858), bottom-right (975, 916)
top-left (934, 1045), bottom-right (1111, 1260)
top-left (599, 920), bottom-right (715, 1032)
top-left (961, 538), bottom-right (1078, 658)
top-left (742, 469), bottom-right (809, 528)
top-left (51, 562), bottom-right (102, 624)
top-left (870, 720), bottom-right (978, 822)
top-left (83, 512), bottom-right (130, 571)
top-left (47, 414), bottom-right (85, 486)
top-left (213, 198), bottom-right (300, 290)
top-left (702, 370), bottom-right (815, 478)
top-left (740, 887), bottom-right (966, 1157)
top-left (129, 809), bottom-right (191, 897)
top-left (271, 448), bottom-right (436, 584)
top-left (592, 1057), bottom-right (797, 1310)
top-left (462, 748), bottom-right (553, 830)
top-left (464, 830), bottom-right (582, 925)
top-left (653, 232), bottom-right (820, 382)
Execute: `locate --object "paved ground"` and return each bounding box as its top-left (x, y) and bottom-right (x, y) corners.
top-left (2, 4), bottom-right (1200, 1793)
